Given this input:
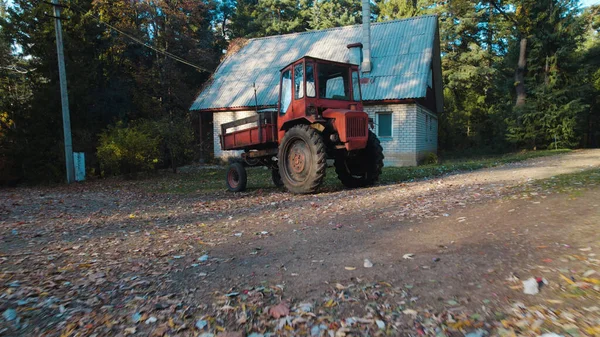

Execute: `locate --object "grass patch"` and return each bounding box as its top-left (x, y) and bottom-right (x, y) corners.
top-left (139, 149), bottom-right (571, 194)
top-left (529, 167), bottom-right (600, 193)
top-left (378, 149), bottom-right (571, 185)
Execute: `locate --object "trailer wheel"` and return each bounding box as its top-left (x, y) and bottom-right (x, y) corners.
top-left (271, 169), bottom-right (284, 188)
top-left (226, 162), bottom-right (247, 192)
top-left (278, 125), bottom-right (327, 194)
top-left (335, 131), bottom-right (384, 188)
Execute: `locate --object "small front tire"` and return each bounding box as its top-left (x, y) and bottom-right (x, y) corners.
top-left (335, 130), bottom-right (384, 188)
top-left (226, 162), bottom-right (247, 192)
top-left (271, 169), bottom-right (284, 188)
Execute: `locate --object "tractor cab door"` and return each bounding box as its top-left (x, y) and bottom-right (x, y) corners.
top-left (277, 59), bottom-right (315, 131)
top-left (278, 66), bottom-right (293, 122)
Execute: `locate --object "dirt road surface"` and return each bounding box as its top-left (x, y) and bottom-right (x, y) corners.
top-left (1, 150), bottom-right (600, 336)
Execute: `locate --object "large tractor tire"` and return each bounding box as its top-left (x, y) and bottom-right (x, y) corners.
top-left (278, 125), bottom-right (327, 194)
top-left (335, 130), bottom-right (384, 188)
top-left (226, 162), bottom-right (247, 192)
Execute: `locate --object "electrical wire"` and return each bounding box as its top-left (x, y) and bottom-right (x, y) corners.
top-left (65, 1), bottom-right (212, 73)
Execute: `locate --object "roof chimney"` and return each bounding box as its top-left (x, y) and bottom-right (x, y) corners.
top-left (361, 0), bottom-right (372, 73)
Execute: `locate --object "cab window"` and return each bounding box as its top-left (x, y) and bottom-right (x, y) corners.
top-left (306, 62), bottom-right (316, 98)
top-left (318, 63), bottom-right (350, 100)
top-left (280, 69), bottom-right (292, 114)
top-left (352, 71), bottom-right (361, 101)
top-left (294, 63), bottom-right (304, 99)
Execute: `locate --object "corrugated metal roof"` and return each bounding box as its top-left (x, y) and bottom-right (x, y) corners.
top-left (191, 15), bottom-right (438, 111)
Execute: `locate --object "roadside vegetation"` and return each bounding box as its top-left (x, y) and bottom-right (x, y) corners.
top-left (140, 149), bottom-right (571, 194)
top-left (529, 166), bottom-right (600, 193)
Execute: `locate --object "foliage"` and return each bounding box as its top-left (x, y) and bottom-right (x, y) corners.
top-left (1, 0), bottom-right (219, 183)
top-left (1, 0), bottom-right (600, 185)
top-left (97, 121), bottom-right (160, 176)
top-left (140, 117), bottom-right (196, 173)
top-left (376, 0), bottom-right (422, 20)
top-left (422, 152), bottom-right (438, 165)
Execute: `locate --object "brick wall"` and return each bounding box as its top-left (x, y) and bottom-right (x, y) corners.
top-left (415, 104), bottom-right (438, 162)
top-left (363, 103), bottom-right (418, 166)
top-left (212, 110), bottom-right (258, 160)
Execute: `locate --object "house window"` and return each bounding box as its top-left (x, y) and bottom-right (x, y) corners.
top-left (376, 112), bottom-right (392, 138)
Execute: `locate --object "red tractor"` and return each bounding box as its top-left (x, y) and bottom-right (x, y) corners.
top-left (221, 56), bottom-right (384, 194)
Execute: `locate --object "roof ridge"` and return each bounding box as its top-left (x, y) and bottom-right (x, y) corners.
top-left (246, 14), bottom-right (438, 42)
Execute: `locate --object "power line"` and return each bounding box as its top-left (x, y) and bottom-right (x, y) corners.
top-left (68, 2), bottom-right (211, 73)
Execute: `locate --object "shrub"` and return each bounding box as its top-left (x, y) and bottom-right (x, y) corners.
top-left (154, 117), bottom-right (195, 172)
top-left (97, 121), bottom-right (160, 176)
top-left (422, 152), bottom-right (438, 165)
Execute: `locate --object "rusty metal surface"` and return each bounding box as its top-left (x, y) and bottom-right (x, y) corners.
top-left (191, 15), bottom-right (438, 111)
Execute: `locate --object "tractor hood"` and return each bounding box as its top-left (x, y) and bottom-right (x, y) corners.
top-left (322, 108), bottom-right (369, 151)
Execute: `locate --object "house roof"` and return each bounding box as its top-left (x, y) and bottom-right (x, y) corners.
top-left (190, 15), bottom-right (442, 112)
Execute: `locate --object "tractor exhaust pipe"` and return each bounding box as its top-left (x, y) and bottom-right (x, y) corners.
top-left (361, 0), bottom-right (372, 73)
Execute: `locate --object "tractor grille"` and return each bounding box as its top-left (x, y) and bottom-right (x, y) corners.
top-left (346, 117), bottom-right (367, 138)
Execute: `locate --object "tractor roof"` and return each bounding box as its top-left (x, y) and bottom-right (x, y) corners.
top-left (279, 56), bottom-right (360, 72)
top-left (191, 15), bottom-right (442, 112)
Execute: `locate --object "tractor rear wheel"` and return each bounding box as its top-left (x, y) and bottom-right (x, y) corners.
top-left (226, 162), bottom-right (247, 192)
top-left (278, 125), bottom-right (327, 194)
top-left (335, 131), bottom-right (384, 188)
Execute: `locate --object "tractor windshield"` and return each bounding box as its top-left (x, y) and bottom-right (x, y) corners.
top-left (318, 63), bottom-right (351, 101)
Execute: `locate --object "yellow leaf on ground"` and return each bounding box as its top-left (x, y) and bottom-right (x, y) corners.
top-left (560, 274), bottom-right (575, 285)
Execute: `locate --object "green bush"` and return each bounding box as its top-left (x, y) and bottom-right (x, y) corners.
top-left (154, 117), bottom-right (195, 172)
top-left (422, 152), bottom-right (438, 165)
top-left (97, 121), bottom-right (160, 176)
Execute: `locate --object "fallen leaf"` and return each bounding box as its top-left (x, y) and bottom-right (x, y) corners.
top-left (344, 266), bottom-right (356, 271)
top-left (124, 327), bottom-right (137, 335)
top-left (403, 309), bottom-right (418, 316)
top-left (216, 332), bottom-right (244, 337)
top-left (269, 302), bottom-right (289, 319)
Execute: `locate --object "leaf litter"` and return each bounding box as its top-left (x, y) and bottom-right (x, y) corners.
top-left (1, 153), bottom-right (600, 335)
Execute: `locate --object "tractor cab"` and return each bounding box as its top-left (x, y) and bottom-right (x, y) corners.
top-left (277, 56), bottom-right (367, 148)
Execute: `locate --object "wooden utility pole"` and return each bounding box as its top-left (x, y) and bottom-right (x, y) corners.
top-left (51, 0), bottom-right (75, 183)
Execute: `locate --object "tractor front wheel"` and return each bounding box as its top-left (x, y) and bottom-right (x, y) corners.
top-left (226, 162), bottom-right (247, 192)
top-left (278, 125), bottom-right (327, 194)
top-left (335, 131), bottom-right (384, 188)
top-left (271, 169), bottom-right (284, 187)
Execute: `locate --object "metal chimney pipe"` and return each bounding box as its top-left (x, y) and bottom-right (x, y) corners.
top-left (361, 0), bottom-right (372, 73)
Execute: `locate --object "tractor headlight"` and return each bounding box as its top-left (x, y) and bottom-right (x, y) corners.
top-left (307, 105), bottom-right (318, 116)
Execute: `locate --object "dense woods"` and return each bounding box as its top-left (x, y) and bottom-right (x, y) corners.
top-left (0, 0), bottom-right (599, 183)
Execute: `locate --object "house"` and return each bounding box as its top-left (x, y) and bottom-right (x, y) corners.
top-left (190, 13), bottom-right (443, 167)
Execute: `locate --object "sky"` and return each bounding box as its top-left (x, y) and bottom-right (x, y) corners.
top-left (582, 0), bottom-right (600, 6)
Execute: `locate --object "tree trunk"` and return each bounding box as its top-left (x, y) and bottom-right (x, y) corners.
top-left (515, 37), bottom-right (527, 107)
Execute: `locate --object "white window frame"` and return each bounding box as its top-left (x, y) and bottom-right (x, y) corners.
top-left (376, 112), bottom-right (393, 138)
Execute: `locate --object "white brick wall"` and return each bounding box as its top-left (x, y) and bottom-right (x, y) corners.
top-left (213, 110), bottom-right (258, 159)
top-left (364, 103), bottom-right (419, 166)
top-left (415, 104), bottom-right (438, 162)
top-left (212, 103), bottom-right (438, 167)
